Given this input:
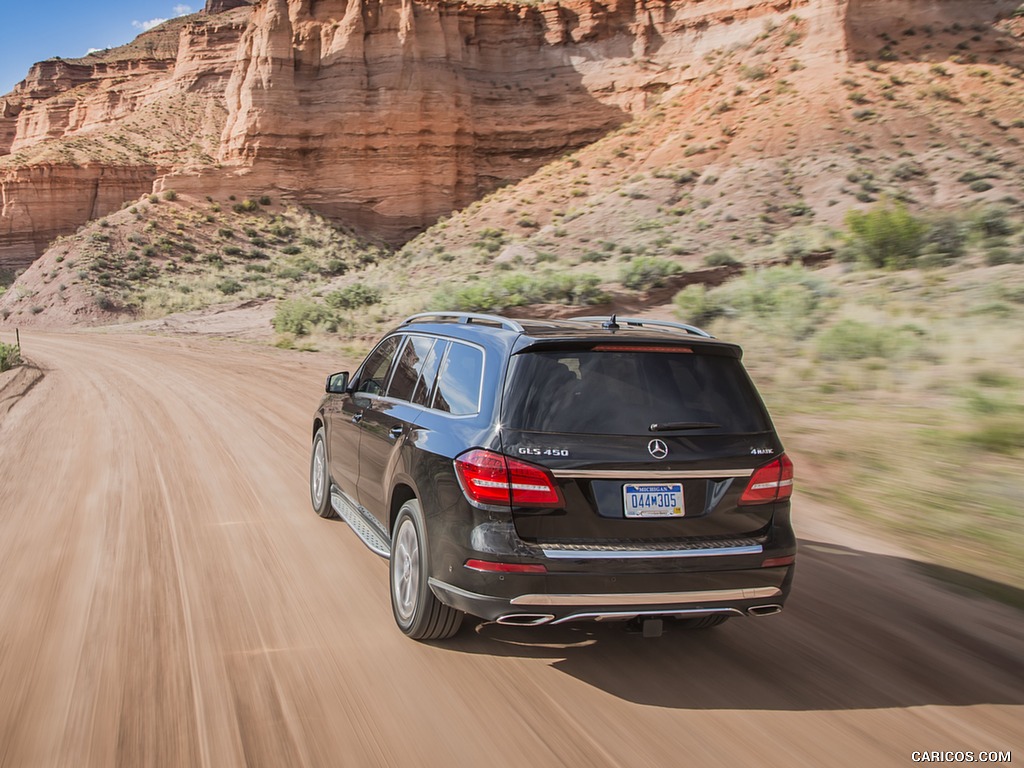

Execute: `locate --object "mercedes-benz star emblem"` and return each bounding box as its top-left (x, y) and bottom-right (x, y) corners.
top-left (648, 439), bottom-right (669, 460)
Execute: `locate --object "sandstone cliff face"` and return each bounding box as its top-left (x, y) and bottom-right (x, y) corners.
top-left (200, 0), bottom-right (817, 241)
top-left (205, 0), bottom-right (256, 13)
top-left (3, 0), bottom-right (811, 264)
top-left (0, 8), bottom-right (250, 268)
top-left (0, 165), bottom-right (157, 269)
top-left (5, 0), bottom-right (1017, 269)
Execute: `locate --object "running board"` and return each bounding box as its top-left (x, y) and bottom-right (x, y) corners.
top-left (330, 486), bottom-right (391, 559)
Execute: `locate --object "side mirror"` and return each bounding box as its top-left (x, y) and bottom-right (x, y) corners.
top-left (326, 371), bottom-right (349, 394)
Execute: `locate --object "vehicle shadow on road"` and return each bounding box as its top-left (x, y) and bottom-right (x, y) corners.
top-left (439, 540), bottom-right (1024, 711)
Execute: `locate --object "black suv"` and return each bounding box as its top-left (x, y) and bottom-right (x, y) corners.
top-left (310, 313), bottom-right (795, 640)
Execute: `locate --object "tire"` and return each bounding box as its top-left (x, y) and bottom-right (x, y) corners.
top-left (390, 499), bottom-right (464, 641)
top-left (310, 427), bottom-right (334, 518)
top-left (675, 615), bottom-right (730, 630)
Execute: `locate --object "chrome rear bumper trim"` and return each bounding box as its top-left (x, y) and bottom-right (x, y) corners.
top-left (550, 468), bottom-right (754, 480)
top-left (540, 543), bottom-right (763, 560)
top-left (551, 607), bottom-right (743, 624)
top-left (510, 586), bottom-right (781, 607)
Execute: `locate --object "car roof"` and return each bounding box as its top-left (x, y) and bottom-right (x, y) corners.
top-left (396, 312), bottom-right (742, 356)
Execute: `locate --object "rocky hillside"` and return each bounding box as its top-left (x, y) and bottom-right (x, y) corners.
top-left (10, 0), bottom-right (1021, 271)
top-left (2, 0), bottom-right (1024, 328)
top-left (2, 0), bottom-right (754, 268)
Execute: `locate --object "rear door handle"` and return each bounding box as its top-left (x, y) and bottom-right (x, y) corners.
top-left (389, 426), bottom-right (403, 440)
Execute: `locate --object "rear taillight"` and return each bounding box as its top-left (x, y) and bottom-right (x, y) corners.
top-left (739, 454), bottom-right (794, 505)
top-left (454, 449), bottom-right (563, 508)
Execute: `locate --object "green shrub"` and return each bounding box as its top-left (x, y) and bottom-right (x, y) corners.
top-left (817, 321), bottom-right (880, 359)
top-left (815, 319), bottom-right (919, 360)
top-left (95, 294), bottom-right (118, 312)
top-left (891, 161), bottom-right (926, 181)
top-left (217, 278), bottom-right (243, 295)
top-left (163, 189), bottom-right (177, 201)
top-left (984, 247), bottom-right (1023, 266)
top-left (232, 199), bottom-right (259, 213)
top-left (673, 285), bottom-right (724, 326)
top-left (963, 421), bottom-right (1024, 454)
top-left (621, 258), bottom-right (683, 290)
top-left (704, 251), bottom-right (741, 267)
top-left (321, 259), bottom-right (348, 276)
top-left (272, 299), bottom-right (331, 336)
top-left (716, 265), bottom-right (834, 340)
top-left (441, 273), bottom-right (607, 312)
top-left (972, 206), bottom-right (1015, 238)
top-left (844, 199), bottom-right (926, 268)
top-left (0, 341), bottom-right (21, 372)
top-left (920, 213), bottom-right (967, 266)
top-left (326, 284), bottom-right (382, 310)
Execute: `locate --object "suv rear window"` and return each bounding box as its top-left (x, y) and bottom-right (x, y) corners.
top-left (502, 347), bottom-right (770, 435)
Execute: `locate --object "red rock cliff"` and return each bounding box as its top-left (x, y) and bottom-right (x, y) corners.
top-left (9, 0), bottom-right (1013, 267)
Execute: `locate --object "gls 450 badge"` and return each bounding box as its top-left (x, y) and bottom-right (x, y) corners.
top-left (517, 447), bottom-right (570, 457)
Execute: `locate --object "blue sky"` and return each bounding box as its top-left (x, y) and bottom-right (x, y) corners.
top-left (0, 2), bottom-right (200, 96)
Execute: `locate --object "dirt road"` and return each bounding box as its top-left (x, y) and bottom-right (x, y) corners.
top-left (0, 331), bottom-right (1021, 767)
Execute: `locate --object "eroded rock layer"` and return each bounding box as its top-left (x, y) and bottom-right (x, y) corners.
top-left (0, 165), bottom-right (157, 269)
top-left (3, 0), bottom-right (1020, 267)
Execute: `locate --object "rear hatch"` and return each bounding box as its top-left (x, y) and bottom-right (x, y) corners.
top-left (499, 340), bottom-right (783, 546)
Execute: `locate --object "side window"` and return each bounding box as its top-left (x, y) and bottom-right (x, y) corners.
top-left (412, 340), bottom-right (448, 407)
top-left (355, 336), bottom-right (401, 396)
top-left (387, 335), bottom-right (436, 402)
top-left (433, 342), bottom-right (484, 416)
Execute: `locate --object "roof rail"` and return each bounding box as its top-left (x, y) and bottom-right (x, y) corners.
top-left (401, 312), bottom-right (524, 333)
top-left (574, 316), bottom-right (714, 339)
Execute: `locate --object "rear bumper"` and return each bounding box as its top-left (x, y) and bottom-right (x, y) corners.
top-left (428, 563), bottom-right (794, 625)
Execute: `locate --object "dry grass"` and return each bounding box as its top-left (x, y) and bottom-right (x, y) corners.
top-left (691, 262), bottom-right (1024, 590)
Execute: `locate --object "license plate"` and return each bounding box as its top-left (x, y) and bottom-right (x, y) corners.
top-left (623, 483), bottom-right (684, 518)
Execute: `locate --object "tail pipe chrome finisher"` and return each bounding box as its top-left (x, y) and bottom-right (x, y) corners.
top-left (747, 604), bottom-right (783, 617)
top-left (495, 614), bottom-right (555, 626)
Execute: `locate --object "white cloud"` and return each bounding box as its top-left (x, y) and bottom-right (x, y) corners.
top-left (132, 17), bottom-right (168, 31)
top-left (131, 6), bottom-right (192, 34)
top-left (86, 48), bottom-right (103, 55)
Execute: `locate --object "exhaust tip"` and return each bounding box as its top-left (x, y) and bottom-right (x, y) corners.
top-left (748, 604), bottom-right (783, 617)
top-left (496, 614), bottom-right (555, 626)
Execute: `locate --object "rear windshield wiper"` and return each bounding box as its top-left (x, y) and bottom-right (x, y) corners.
top-left (649, 421), bottom-right (721, 432)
